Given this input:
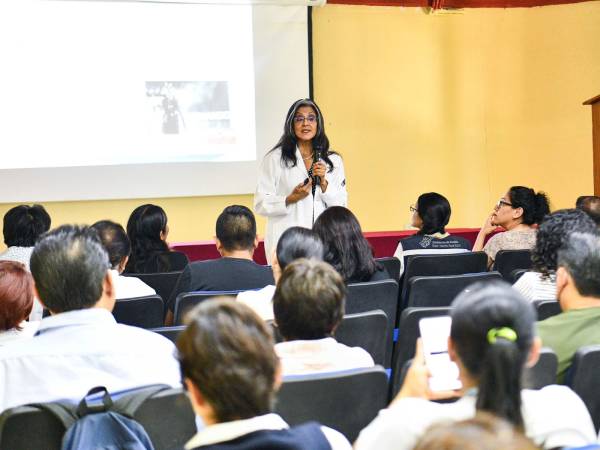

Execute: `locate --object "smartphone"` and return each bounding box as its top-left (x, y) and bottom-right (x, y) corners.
top-left (303, 177), bottom-right (310, 186)
top-left (419, 316), bottom-right (462, 392)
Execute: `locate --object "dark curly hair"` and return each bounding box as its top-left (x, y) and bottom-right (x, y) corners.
top-left (532, 209), bottom-right (597, 279)
top-left (508, 186), bottom-right (550, 226)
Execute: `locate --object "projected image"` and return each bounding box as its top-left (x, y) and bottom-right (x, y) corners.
top-left (145, 81), bottom-right (230, 135)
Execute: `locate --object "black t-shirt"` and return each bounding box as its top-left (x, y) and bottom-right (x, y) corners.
top-left (168, 257), bottom-right (274, 311)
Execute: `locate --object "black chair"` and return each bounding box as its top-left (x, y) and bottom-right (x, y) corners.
top-left (391, 307), bottom-right (452, 396)
top-left (534, 300), bottom-right (562, 321)
top-left (0, 387), bottom-right (196, 450)
top-left (493, 250), bottom-right (532, 282)
top-left (150, 326), bottom-right (186, 343)
top-left (112, 295), bottom-right (164, 329)
top-left (400, 252), bottom-right (488, 309)
top-left (275, 366), bottom-right (389, 442)
top-left (406, 272), bottom-right (503, 308)
top-left (567, 345), bottom-right (600, 431)
top-left (511, 268), bottom-right (529, 283)
top-left (522, 347), bottom-right (558, 389)
top-left (346, 279), bottom-right (399, 367)
top-left (123, 271), bottom-right (183, 307)
top-left (173, 290), bottom-right (240, 325)
top-left (375, 257), bottom-right (401, 281)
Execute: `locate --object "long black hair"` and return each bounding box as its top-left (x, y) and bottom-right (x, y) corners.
top-left (313, 206), bottom-right (381, 283)
top-left (270, 99), bottom-right (336, 171)
top-left (416, 192), bottom-right (451, 235)
top-left (124, 204), bottom-right (170, 273)
top-left (508, 186), bottom-right (550, 226)
top-left (451, 281), bottom-right (536, 430)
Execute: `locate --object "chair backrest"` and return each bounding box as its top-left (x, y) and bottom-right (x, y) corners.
top-left (346, 279), bottom-right (399, 367)
top-left (125, 271), bottom-right (183, 306)
top-left (493, 250), bottom-right (533, 281)
top-left (173, 291), bottom-right (239, 325)
top-left (406, 272), bottom-right (503, 308)
top-left (511, 268), bottom-right (529, 283)
top-left (522, 347), bottom-right (558, 390)
top-left (335, 310), bottom-right (388, 366)
top-left (150, 326), bottom-right (186, 344)
top-left (375, 257), bottom-right (400, 282)
top-left (0, 388), bottom-right (196, 450)
top-left (567, 345), bottom-right (600, 432)
top-left (400, 252), bottom-right (488, 308)
top-left (275, 366), bottom-right (389, 442)
top-left (391, 306), bottom-right (452, 396)
top-left (112, 295), bottom-right (164, 329)
top-left (534, 300), bottom-right (562, 321)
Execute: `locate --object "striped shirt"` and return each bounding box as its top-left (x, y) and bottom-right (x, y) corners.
top-left (513, 271), bottom-right (556, 302)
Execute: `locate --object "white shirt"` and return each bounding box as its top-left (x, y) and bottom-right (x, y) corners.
top-left (275, 337), bottom-right (374, 376)
top-left (237, 285), bottom-right (276, 321)
top-left (110, 269), bottom-right (156, 299)
top-left (0, 308), bottom-right (181, 412)
top-left (354, 386), bottom-right (596, 450)
top-left (0, 321), bottom-right (40, 346)
top-left (0, 246), bottom-right (34, 270)
top-left (185, 413), bottom-right (351, 450)
top-left (254, 148), bottom-right (347, 263)
top-left (513, 271), bottom-right (557, 302)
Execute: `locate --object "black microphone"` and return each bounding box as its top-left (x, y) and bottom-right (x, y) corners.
top-left (313, 146), bottom-right (322, 187)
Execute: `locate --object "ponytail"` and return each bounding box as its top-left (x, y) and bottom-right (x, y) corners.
top-left (533, 192), bottom-right (550, 225)
top-left (508, 186), bottom-right (550, 226)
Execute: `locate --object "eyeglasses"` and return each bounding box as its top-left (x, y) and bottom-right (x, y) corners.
top-left (495, 199), bottom-right (513, 209)
top-left (293, 114), bottom-right (317, 124)
top-left (409, 205), bottom-right (417, 212)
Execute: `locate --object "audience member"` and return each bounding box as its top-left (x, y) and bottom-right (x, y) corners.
top-left (176, 299), bottom-right (351, 450)
top-left (537, 232), bottom-right (600, 383)
top-left (91, 220), bottom-right (156, 299)
top-left (237, 226), bottom-right (324, 320)
top-left (473, 186), bottom-right (550, 267)
top-left (576, 195), bottom-right (600, 226)
top-left (393, 193), bottom-right (471, 276)
top-left (313, 206), bottom-right (388, 283)
top-left (273, 258), bottom-right (374, 375)
top-left (0, 225), bottom-right (180, 412)
top-left (124, 204), bottom-right (188, 274)
top-left (167, 205), bottom-right (273, 323)
top-left (513, 209), bottom-right (597, 301)
top-left (0, 261), bottom-right (39, 345)
top-left (354, 281), bottom-right (595, 450)
top-left (413, 412), bottom-right (539, 450)
top-left (0, 204), bottom-right (51, 270)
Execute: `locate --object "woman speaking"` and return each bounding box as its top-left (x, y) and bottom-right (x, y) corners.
top-left (255, 99), bottom-right (347, 262)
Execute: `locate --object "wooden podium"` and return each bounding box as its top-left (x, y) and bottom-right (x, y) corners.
top-left (583, 94), bottom-right (600, 195)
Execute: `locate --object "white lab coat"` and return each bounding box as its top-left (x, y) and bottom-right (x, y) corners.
top-left (254, 147), bottom-right (347, 262)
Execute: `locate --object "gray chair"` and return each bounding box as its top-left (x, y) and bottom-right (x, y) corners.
top-left (124, 271), bottom-right (183, 309)
top-left (173, 290), bottom-right (239, 325)
top-left (0, 387), bottom-right (196, 450)
top-left (112, 295), bottom-right (164, 329)
top-left (534, 300), bottom-right (561, 321)
top-left (522, 347), bottom-right (558, 390)
top-left (493, 250), bottom-right (532, 282)
top-left (567, 345), bottom-right (600, 432)
top-left (276, 366), bottom-right (389, 442)
top-left (375, 257), bottom-right (401, 282)
top-left (150, 325), bottom-right (186, 343)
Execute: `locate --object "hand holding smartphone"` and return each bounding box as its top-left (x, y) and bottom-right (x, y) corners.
top-left (419, 316), bottom-right (462, 392)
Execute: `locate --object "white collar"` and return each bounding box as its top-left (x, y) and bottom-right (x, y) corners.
top-left (185, 413), bottom-right (288, 449)
top-left (36, 308), bottom-right (116, 336)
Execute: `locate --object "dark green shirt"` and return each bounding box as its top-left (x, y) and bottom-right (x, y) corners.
top-left (537, 307), bottom-right (600, 383)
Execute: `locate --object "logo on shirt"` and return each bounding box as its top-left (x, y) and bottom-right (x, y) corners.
top-left (419, 236), bottom-right (433, 248)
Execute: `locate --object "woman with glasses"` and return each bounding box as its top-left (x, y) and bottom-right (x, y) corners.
top-left (394, 193), bottom-right (471, 276)
top-left (472, 186), bottom-right (550, 267)
top-left (255, 99), bottom-right (347, 263)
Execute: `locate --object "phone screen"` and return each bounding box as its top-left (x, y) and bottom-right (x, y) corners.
top-left (419, 316), bottom-right (462, 392)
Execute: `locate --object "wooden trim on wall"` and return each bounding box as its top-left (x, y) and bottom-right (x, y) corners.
top-left (326, 0), bottom-right (593, 7)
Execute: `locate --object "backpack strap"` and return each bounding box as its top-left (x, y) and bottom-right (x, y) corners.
top-left (27, 402), bottom-right (78, 431)
top-left (112, 384), bottom-right (171, 419)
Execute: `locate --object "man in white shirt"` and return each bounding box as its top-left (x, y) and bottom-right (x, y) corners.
top-left (0, 225), bottom-right (180, 413)
top-left (177, 299), bottom-right (350, 450)
top-left (273, 259), bottom-right (374, 376)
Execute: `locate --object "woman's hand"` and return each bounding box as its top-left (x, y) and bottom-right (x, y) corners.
top-left (312, 161), bottom-right (328, 191)
top-left (480, 213), bottom-right (497, 236)
top-left (285, 179), bottom-right (312, 206)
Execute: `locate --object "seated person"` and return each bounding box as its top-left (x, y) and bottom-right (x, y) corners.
top-left (167, 205), bottom-right (273, 324)
top-left (473, 186), bottom-right (550, 267)
top-left (313, 206), bottom-right (388, 283)
top-left (91, 220), bottom-right (156, 299)
top-left (393, 193), bottom-right (471, 276)
top-left (537, 232), bottom-right (600, 383)
top-left (0, 225), bottom-right (180, 412)
top-left (237, 226), bottom-right (324, 321)
top-left (513, 209), bottom-right (596, 301)
top-left (0, 261), bottom-right (39, 345)
top-left (273, 258), bottom-right (374, 375)
top-left (354, 281), bottom-right (596, 450)
top-left (124, 204), bottom-right (188, 274)
top-left (176, 299), bottom-right (351, 450)
top-left (576, 195), bottom-right (600, 226)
